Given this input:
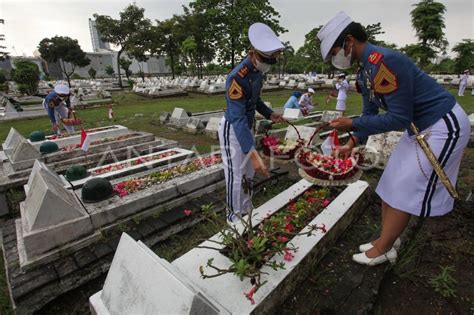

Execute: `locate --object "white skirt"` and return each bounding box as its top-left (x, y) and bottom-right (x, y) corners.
top-left (376, 103), bottom-right (471, 217)
top-left (336, 100), bottom-right (346, 111)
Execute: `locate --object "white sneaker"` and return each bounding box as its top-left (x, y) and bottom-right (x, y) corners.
top-left (352, 247), bottom-right (397, 266)
top-left (359, 238), bottom-right (401, 252)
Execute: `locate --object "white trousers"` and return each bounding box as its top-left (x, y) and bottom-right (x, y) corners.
top-left (458, 84), bottom-right (466, 96)
top-left (218, 117), bottom-right (255, 222)
top-left (336, 99), bottom-right (346, 111)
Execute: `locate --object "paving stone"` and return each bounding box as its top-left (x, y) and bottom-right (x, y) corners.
top-left (136, 221), bottom-right (156, 237)
top-left (73, 248), bottom-right (97, 268)
top-left (90, 242), bottom-right (114, 259)
top-left (147, 218), bottom-right (168, 231)
top-left (53, 256), bottom-right (79, 278)
top-left (11, 266), bottom-right (58, 300)
top-left (159, 208), bottom-right (188, 225)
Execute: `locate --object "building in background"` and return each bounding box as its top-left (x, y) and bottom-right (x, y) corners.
top-left (89, 18), bottom-right (111, 52)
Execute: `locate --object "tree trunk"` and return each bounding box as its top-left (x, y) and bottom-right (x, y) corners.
top-left (170, 53), bottom-right (175, 79)
top-left (60, 59), bottom-right (71, 87)
top-left (117, 50), bottom-right (123, 88)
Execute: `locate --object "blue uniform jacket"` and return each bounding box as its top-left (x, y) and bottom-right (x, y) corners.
top-left (44, 91), bottom-right (70, 123)
top-left (352, 43), bottom-right (456, 143)
top-left (284, 96), bottom-right (301, 109)
top-left (224, 56), bottom-right (273, 154)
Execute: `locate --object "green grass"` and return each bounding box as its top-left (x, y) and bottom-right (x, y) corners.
top-left (1, 88), bottom-right (472, 144)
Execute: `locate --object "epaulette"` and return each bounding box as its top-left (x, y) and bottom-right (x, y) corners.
top-left (237, 65), bottom-right (250, 79)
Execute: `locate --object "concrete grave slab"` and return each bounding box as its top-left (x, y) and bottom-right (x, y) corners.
top-left (2, 127), bottom-right (24, 157)
top-left (365, 131), bottom-right (403, 169)
top-left (285, 125), bottom-right (316, 144)
top-left (205, 117), bottom-right (221, 139)
top-left (185, 118), bottom-right (205, 133)
top-left (321, 110), bottom-right (342, 122)
top-left (24, 159), bottom-right (70, 195)
top-left (172, 180), bottom-right (370, 314)
top-left (89, 233), bottom-right (229, 315)
top-left (10, 139), bottom-right (41, 171)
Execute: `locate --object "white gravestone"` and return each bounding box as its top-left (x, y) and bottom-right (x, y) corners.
top-left (11, 138), bottom-right (41, 163)
top-left (285, 125), bottom-right (316, 144)
top-left (89, 233), bottom-right (228, 315)
top-left (170, 107), bottom-right (190, 126)
top-left (205, 117), bottom-right (221, 139)
top-left (283, 108), bottom-right (303, 120)
top-left (17, 164), bottom-right (93, 264)
top-left (24, 159), bottom-right (69, 195)
top-left (365, 131), bottom-right (403, 168)
top-left (3, 127), bottom-right (25, 157)
top-left (321, 110), bottom-right (342, 123)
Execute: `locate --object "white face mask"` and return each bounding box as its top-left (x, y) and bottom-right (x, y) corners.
top-left (331, 42), bottom-right (352, 70)
top-left (255, 59), bottom-right (272, 73)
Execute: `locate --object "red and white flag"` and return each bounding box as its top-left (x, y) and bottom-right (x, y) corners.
top-left (108, 105), bottom-right (114, 120)
top-left (321, 129), bottom-right (340, 156)
top-left (80, 128), bottom-right (91, 152)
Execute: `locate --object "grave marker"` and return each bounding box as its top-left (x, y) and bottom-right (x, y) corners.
top-left (283, 108), bottom-right (303, 120)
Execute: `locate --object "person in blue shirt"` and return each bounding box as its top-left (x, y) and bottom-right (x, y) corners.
top-left (218, 22), bottom-right (285, 224)
top-left (43, 84), bottom-right (75, 135)
top-left (283, 91), bottom-right (303, 109)
top-left (318, 12), bottom-right (470, 266)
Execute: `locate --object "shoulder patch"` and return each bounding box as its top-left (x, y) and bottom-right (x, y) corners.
top-left (368, 51), bottom-right (383, 65)
top-left (48, 101), bottom-right (55, 108)
top-left (373, 62), bottom-right (398, 94)
top-left (237, 65), bottom-right (250, 79)
top-left (228, 79), bottom-right (244, 100)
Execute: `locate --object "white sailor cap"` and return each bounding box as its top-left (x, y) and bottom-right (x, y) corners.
top-left (54, 84), bottom-right (70, 95)
top-left (248, 22), bottom-right (284, 57)
top-left (317, 11), bottom-right (353, 62)
top-left (464, 69), bottom-right (470, 73)
top-left (308, 88), bottom-right (315, 93)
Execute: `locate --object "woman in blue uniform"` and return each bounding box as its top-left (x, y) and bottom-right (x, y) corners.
top-left (318, 12), bottom-right (471, 266)
top-left (218, 23), bottom-right (285, 224)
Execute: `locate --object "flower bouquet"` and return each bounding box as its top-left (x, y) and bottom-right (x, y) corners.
top-left (295, 125), bottom-right (364, 186)
top-left (61, 111), bottom-right (82, 126)
top-left (260, 121), bottom-right (305, 160)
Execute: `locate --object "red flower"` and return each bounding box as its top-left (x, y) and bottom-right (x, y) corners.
top-left (285, 223), bottom-right (295, 233)
top-left (283, 248), bottom-right (294, 262)
top-left (322, 199), bottom-right (330, 207)
top-left (247, 239), bottom-right (254, 249)
top-left (307, 197), bottom-right (317, 204)
top-left (184, 209), bottom-right (192, 216)
top-left (244, 286), bottom-right (257, 305)
top-left (277, 235), bottom-right (288, 243)
top-left (316, 223), bottom-right (327, 233)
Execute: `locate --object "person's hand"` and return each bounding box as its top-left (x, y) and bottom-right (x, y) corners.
top-left (52, 123), bottom-right (61, 135)
top-left (332, 136), bottom-right (359, 159)
top-left (270, 112), bottom-right (285, 123)
top-left (249, 150), bottom-right (270, 177)
top-left (329, 117), bottom-right (352, 131)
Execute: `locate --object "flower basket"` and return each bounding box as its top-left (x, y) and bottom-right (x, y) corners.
top-left (61, 111), bottom-right (83, 126)
top-left (260, 121), bottom-right (305, 161)
top-left (295, 124), bottom-right (364, 186)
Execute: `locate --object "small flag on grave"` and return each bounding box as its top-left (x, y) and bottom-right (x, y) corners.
top-left (80, 128), bottom-right (91, 152)
top-left (321, 129), bottom-right (340, 156)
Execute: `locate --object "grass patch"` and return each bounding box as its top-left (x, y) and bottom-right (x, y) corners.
top-left (429, 265), bottom-right (457, 298)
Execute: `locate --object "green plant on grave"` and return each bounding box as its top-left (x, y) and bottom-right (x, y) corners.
top-left (197, 188), bottom-right (331, 304)
top-left (429, 265), bottom-right (457, 298)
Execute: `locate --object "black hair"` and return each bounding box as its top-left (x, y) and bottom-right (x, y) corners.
top-left (332, 22), bottom-right (368, 49)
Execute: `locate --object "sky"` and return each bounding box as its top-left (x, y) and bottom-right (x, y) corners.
top-left (1, 0), bottom-right (473, 57)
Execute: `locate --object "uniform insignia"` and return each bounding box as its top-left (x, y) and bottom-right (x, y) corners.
top-left (228, 79), bottom-right (244, 100)
top-left (368, 51), bottom-right (383, 65)
top-left (48, 101), bottom-right (55, 108)
top-left (373, 62), bottom-right (398, 94)
top-left (237, 66), bottom-right (249, 79)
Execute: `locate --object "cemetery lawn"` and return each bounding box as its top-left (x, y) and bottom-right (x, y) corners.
top-left (1, 88), bottom-right (472, 152)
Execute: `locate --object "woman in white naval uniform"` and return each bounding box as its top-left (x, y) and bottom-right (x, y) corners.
top-left (335, 73), bottom-right (349, 115)
top-left (318, 12), bottom-right (471, 266)
top-left (218, 23), bottom-right (285, 223)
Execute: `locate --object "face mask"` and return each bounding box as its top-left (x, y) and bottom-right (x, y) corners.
top-left (255, 59), bottom-right (272, 73)
top-left (331, 42), bottom-right (352, 70)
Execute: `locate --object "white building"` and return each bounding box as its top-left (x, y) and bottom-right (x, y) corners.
top-left (89, 18), bottom-right (111, 52)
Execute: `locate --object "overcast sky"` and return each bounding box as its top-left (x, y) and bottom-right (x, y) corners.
top-left (1, 0), bottom-right (473, 57)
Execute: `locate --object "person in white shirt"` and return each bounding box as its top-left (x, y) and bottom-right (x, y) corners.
top-left (298, 88), bottom-right (315, 115)
top-left (458, 70), bottom-right (469, 96)
top-left (335, 73), bottom-right (349, 115)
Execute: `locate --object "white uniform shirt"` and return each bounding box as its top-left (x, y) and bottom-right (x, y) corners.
top-left (298, 94), bottom-right (314, 112)
top-left (460, 74), bottom-right (468, 86)
top-left (335, 79), bottom-right (349, 101)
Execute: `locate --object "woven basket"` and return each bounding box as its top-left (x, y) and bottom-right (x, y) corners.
top-left (295, 124), bottom-right (364, 186)
top-left (261, 121), bottom-right (304, 161)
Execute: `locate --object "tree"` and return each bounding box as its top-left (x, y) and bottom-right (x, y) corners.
top-left (154, 16), bottom-right (183, 79)
top-left (88, 67), bottom-right (97, 79)
top-left (94, 4), bottom-right (151, 88)
top-left (38, 36), bottom-right (90, 87)
top-left (11, 59), bottom-right (40, 95)
top-left (452, 39), bottom-right (474, 74)
top-left (189, 0), bottom-right (286, 68)
top-left (105, 64), bottom-right (114, 76)
top-left (119, 57), bottom-right (132, 81)
top-left (277, 41), bottom-right (294, 77)
top-left (410, 0), bottom-right (448, 68)
top-left (181, 36), bottom-right (198, 75)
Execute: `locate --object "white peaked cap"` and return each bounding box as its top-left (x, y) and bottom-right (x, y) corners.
top-left (308, 88), bottom-right (315, 93)
top-left (317, 11), bottom-right (353, 62)
top-left (54, 84), bottom-right (70, 94)
top-left (248, 22), bottom-right (284, 57)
